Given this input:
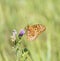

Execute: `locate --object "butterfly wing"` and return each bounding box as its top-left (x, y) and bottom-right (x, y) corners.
top-left (26, 26), bottom-right (36, 40)
top-left (26, 24), bottom-right (46, 40)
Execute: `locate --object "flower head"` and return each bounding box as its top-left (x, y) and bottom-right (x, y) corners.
top-left (12, 29), bottom-right (17, 36)
top-left (11, 29), bottom-right (17, 42)
top-left (18, 29), bottom-right (25, 38)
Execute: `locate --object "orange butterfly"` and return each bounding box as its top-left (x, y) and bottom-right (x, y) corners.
top-left (25, 24), bottom-right (46, 41)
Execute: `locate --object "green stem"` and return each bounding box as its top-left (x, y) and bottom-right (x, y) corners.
top-left (16, 39), bottom-right (22, 61)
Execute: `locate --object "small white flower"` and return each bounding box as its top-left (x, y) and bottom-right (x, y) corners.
top-left (11, 29), bottom-right (17, 42)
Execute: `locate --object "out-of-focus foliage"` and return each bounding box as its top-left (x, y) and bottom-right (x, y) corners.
top-left (0, 0), bottom-right (60, 61)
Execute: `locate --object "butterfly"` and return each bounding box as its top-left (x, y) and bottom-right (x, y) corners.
top-left (25, 24), bottom-right (46, 41)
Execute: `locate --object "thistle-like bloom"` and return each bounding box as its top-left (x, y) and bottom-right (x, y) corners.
top-left (11, 29), bottom-right (17, 41)
top-left (18, 29), bottom-right (25, 38)
top-left (12, 29), bottom-right (17, 36)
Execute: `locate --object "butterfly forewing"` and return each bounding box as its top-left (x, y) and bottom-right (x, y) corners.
top-left (26, 24), bottom-right (46, 40)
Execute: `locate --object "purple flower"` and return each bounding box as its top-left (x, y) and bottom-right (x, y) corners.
top-left (18, 29), bottom-right (25, 37)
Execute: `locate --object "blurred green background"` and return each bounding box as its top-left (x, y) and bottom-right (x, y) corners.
top-left (0, 0), bottom-right (60, 61)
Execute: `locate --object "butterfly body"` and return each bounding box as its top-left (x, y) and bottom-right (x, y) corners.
top-left (26, 24), bottom-right (46, 40)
